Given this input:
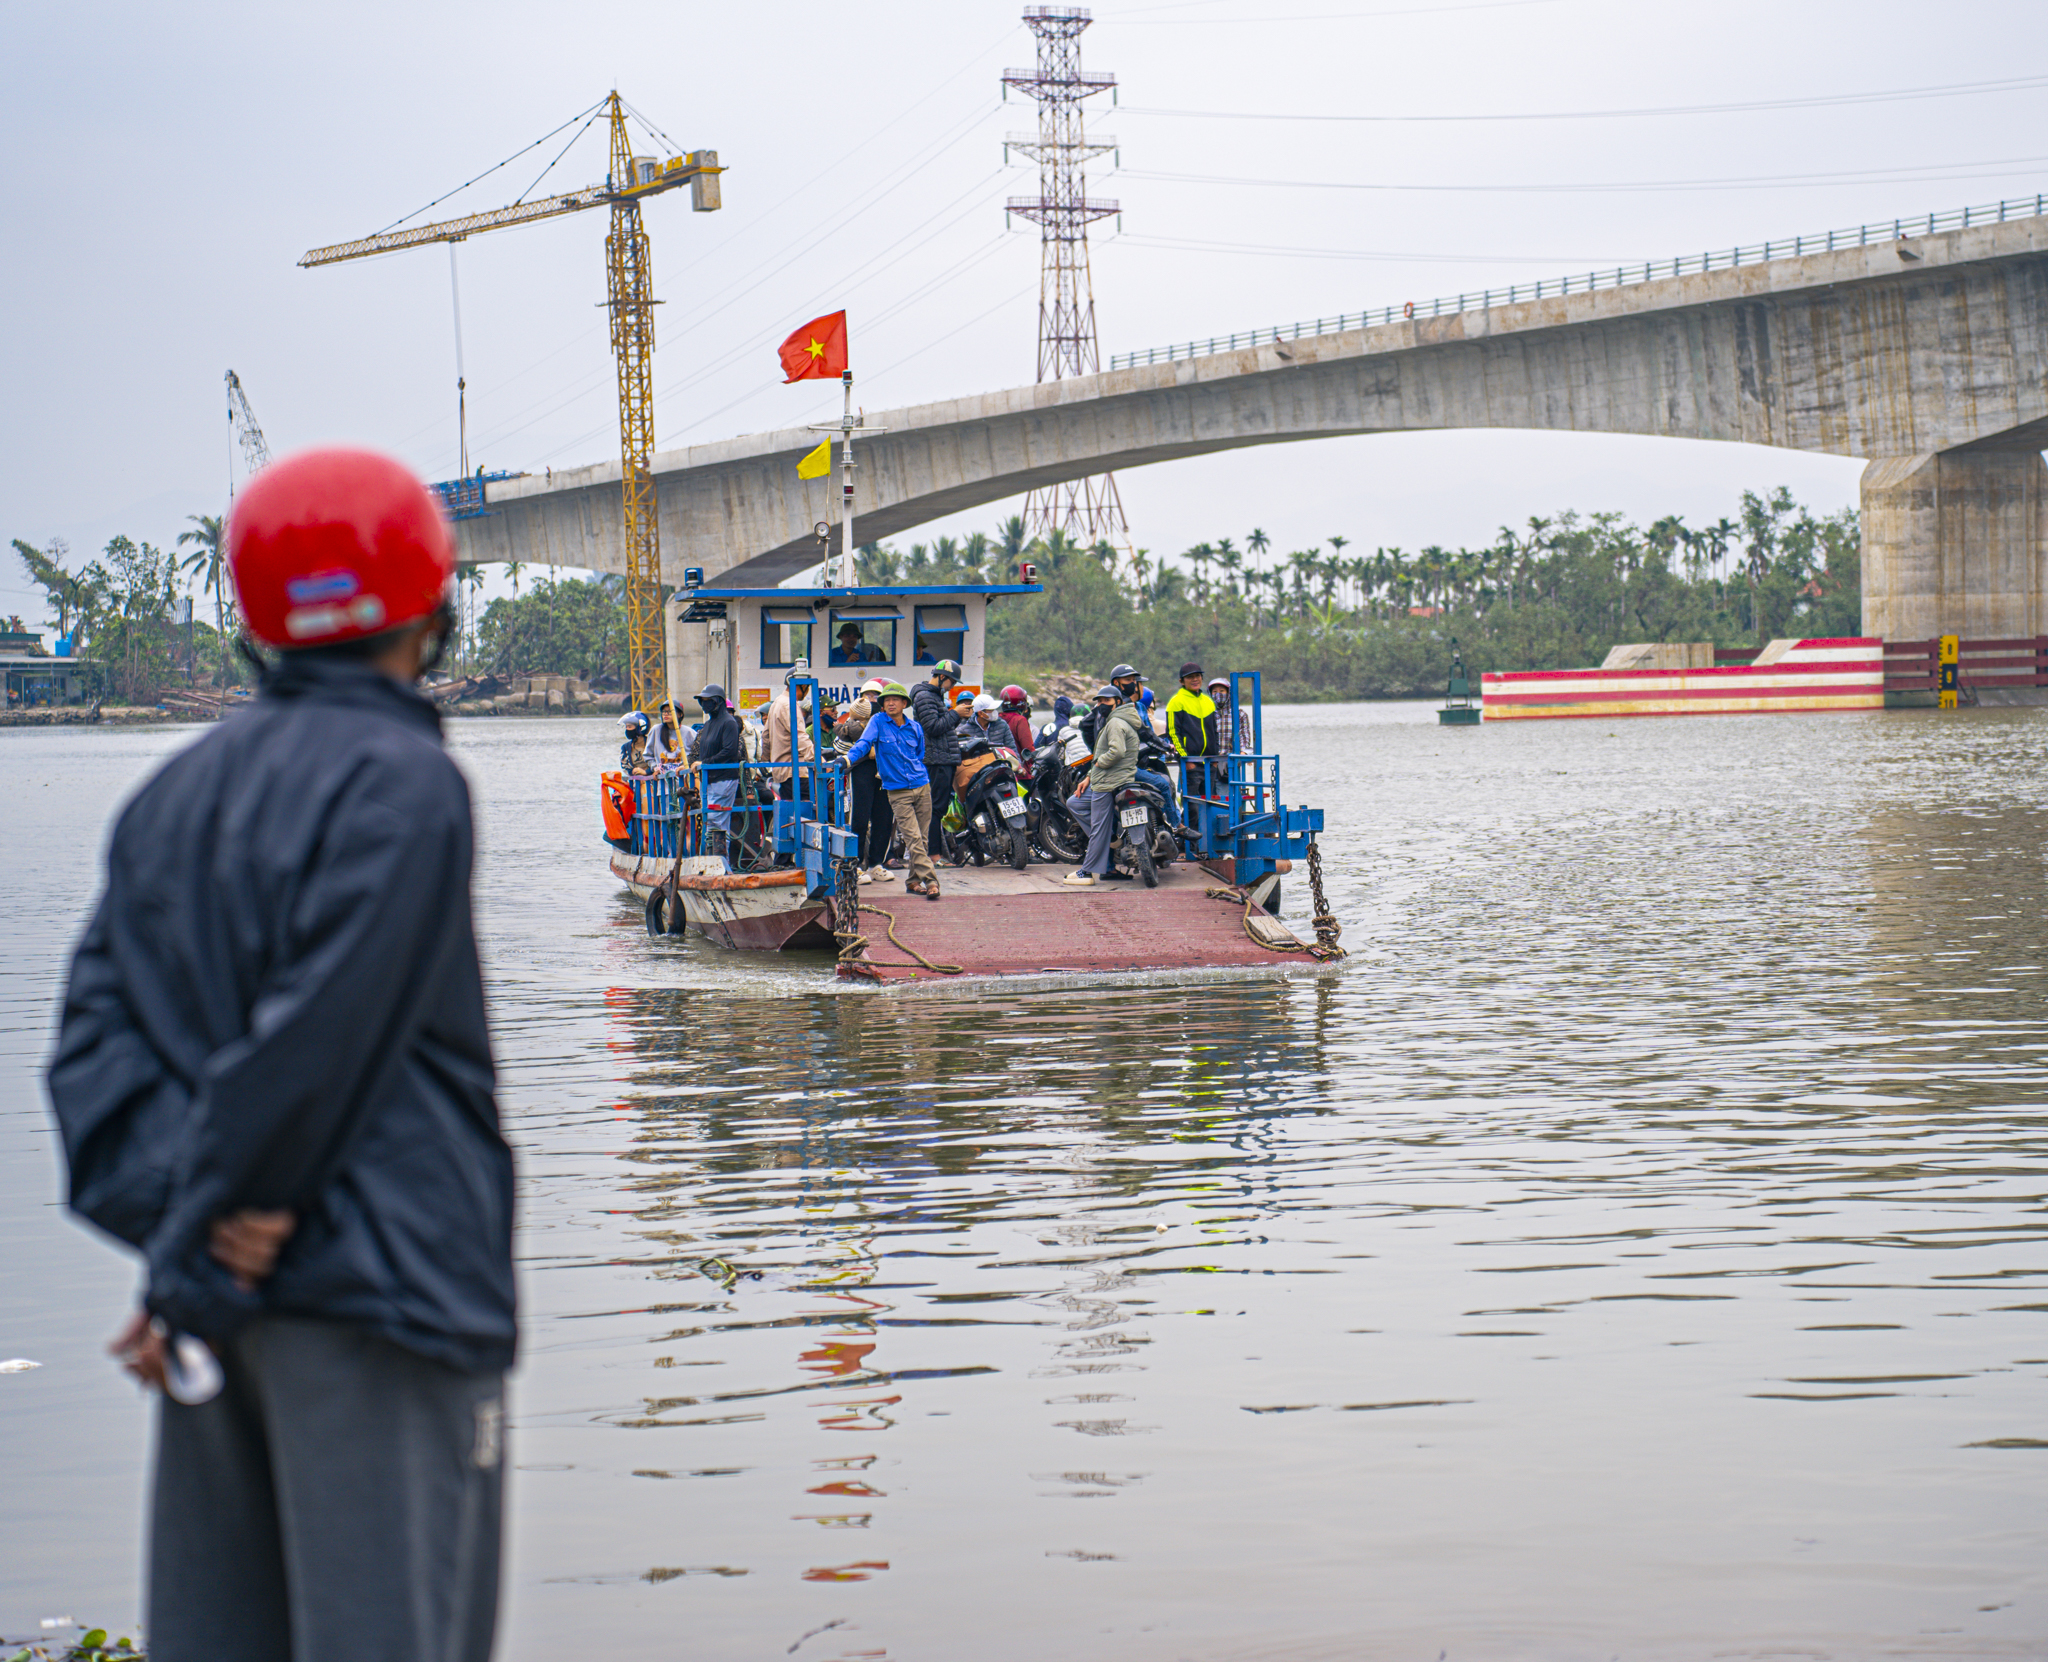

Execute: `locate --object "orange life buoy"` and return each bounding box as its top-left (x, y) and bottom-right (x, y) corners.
top-left (601, 771), bottom-right (637, 840)
top-left (1403, 300), bottom-right (1415, 320)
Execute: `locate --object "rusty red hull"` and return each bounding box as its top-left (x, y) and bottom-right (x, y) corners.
top-left (612, 851), bottom-right (1315, 981)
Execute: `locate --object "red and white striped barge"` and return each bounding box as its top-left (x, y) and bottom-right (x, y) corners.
top-left (1481, 638), bottom-right (1884, 721)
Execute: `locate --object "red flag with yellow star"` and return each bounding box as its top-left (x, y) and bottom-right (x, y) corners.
top-left (778, 311), bottom-right (848, 382)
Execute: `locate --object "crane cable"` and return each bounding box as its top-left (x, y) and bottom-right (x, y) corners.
top-left (372, 98), bottom-right (609, 238)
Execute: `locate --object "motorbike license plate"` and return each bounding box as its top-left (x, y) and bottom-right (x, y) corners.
top-left (1119, 806), bottom-right (1149, 829)
top-left (997, 796), bottom-right (1025, 820)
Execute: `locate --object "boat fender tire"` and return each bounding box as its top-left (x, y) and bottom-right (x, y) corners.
top-left (644, 889), bottom-right (668, 937)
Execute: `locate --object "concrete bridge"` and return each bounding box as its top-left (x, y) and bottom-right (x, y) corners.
top-left (454, 209), bottom-right (2048, 683)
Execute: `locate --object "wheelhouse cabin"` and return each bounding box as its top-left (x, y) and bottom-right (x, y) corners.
top-left (683, 580), bottom-right (1041, 717)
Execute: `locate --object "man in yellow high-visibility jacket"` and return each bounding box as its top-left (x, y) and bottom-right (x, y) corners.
top-left (1163, 661), bottom-right (1219, 799)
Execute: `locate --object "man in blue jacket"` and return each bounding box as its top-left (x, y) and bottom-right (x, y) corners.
top-left (845, 681), bottom-right (941, 899)
top-left (47, 449), bottom-right (514, 1662)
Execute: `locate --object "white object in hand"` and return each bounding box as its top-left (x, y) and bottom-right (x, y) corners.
top-left (0, 1358), bottom-right (43, 1372)
top-left (162, 1330), bottom-right (225, 1405)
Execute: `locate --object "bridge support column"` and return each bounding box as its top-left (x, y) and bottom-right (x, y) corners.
top-left (664, 604), bottom-right (715, 717)
top-left (1861, 451), bottom-right (2048, 641)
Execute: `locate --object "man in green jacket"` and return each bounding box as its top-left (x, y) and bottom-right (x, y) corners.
top-left (1064, 685), bottom-right (1142, 887)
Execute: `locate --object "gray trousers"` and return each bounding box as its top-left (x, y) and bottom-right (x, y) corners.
top-left (150, 1316), bottom-right (505, 1662)
top-left (1078, 786), bottom-right (1118, 875)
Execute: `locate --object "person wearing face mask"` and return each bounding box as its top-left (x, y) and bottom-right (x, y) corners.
top-left (835, 677), bottom-right (895, 882)
top-left (966, 691), bottom-right (1015, 752)
top-left (692, 683), bottom-right (744, 870)
top-left (1064, 684), bottom-right (1140, 887)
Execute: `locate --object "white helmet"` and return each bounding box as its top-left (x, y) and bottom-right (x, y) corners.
top-left (972, 692), bottom-right (1000, 714)
top-left (860, 676), bottom-right (887, 695)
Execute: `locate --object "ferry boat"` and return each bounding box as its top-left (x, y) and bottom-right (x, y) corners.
top-left (601, 576), bottom-right (1341, 982)
top-left (1480, 637), bottom-right (1885, 720)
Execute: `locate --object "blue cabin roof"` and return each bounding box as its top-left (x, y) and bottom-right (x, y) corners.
top-left (687, 583), bottom-right (1043, 602)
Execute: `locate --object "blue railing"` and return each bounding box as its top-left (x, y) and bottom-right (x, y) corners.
top-left (1109, 191), bottom-right (2048, 370)
top-left (1177, 671), bottom-right (1322, 885)
top-left (430, 469), bottom-right (523, 522)
top-left (625, 682), bottom-right (857, 894)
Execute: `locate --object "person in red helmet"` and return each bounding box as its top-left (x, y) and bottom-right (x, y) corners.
top-left (47, 448), bottom-right (514, 1662)
top-left (997, 684), bottom-right (1035, 753)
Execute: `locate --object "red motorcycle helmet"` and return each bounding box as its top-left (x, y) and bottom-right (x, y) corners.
top-left (999, 684), bottom-right (1028, 709)
top-left (229, 447), bottom-right (454, 649)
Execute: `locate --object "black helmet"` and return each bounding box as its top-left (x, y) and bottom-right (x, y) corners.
top-left (1109, 663), bottom-right (1138, 682)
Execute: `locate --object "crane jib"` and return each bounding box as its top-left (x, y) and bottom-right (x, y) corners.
top-left (296, 161), bottom-right (724, 269)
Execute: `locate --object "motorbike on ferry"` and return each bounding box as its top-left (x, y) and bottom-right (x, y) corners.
top-left (1027, 723), bottom-right (1092, 864)
top-left (1112, 778), bottom-right (1176, 888)
top-left (947, 733), bottom-right (1032, 870)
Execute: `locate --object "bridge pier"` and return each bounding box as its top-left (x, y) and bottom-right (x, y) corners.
top-left (1861, 451), bottom-right (2048, 642)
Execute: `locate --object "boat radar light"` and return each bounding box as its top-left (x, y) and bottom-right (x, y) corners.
top-left (683, 566), bottom-right (704, 588)
top-left (1020, 562), bottom-right (1037, 583)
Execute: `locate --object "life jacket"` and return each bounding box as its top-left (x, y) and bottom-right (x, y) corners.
top-left (601, 771), bottom-right (637, 841)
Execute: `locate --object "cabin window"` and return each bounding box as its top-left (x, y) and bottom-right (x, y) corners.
top-left (913, 604), bottom-right (967, 667)
top-left (761, 606), bottom-right (813, 669)
top-left (829, 609), bottom-right (898, 667)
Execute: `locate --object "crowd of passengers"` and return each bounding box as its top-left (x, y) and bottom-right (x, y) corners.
top-left (613, 660), bottom-right (1240, 902)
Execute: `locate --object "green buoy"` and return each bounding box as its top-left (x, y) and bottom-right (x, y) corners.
top-left (1439, 638), bottom-right (1481, 725)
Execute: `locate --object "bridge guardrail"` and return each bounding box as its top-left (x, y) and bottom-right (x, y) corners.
top-left (1108, 192), bottom-right (2048, 370)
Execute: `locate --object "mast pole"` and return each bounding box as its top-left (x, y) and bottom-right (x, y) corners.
top-left (838, 369), bottom-right (856, 588)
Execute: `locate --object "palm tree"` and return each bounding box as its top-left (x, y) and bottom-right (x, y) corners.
top-left (176, 513), bottom-right (228, 691)
top-left (1212, 537), bottom-right (1236, 601)
top-left (961, 530), bottom-right (993, 579)
top-left (999, 515), bottom-right (1028, 569)
top-left (1247, 527), bottom-right (1270, 563)
top-left (1039, 528), bottom-right (1082, 573)
top-left (1216, 545), bottom-right (1243, 598)
top-left (1346, 555), bottom-right (1372, 616)
top-left (1326, 534), bottom-right (1349, 604)
top-left (855, 542), bottom-right (901, 585)
top-left (1186, 541), bottom-right (1214, 599)
top-left (1287, 549), bottom-right (1318, 614)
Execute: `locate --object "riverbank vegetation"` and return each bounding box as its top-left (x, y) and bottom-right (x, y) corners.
top-left (12, 487), bottom-right (1855, 706)
top-left (869, 487), bottom-right (1859, 700)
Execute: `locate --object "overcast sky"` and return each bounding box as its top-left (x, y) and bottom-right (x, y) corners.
top-left (6, 0), bottom-right (2047, 620)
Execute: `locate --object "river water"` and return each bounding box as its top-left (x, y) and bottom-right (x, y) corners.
top-left (3, 704), bottom-right (2045, 1660)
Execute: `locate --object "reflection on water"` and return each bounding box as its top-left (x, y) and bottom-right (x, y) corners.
top-left (4, 708), bottom-right (2048, 1658)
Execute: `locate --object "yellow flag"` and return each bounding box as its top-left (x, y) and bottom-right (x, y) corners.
top-left (797, 437), bottom-right (831, 479)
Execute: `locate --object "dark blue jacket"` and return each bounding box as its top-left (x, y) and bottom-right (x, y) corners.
top-left (845, 710), bottom-right (928, 791)
top-left (911, 680), bottom-right (963, 769)
top-left (692, 703), bottom-right (743, 773)
top-left (47, 653), bottom-right (515, 1375)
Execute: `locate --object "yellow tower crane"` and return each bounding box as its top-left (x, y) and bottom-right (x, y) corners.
top-left (300, 93), bottom-right (722, 713)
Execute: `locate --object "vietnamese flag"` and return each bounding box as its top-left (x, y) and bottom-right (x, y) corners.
top-left (778, 310), bottom-right (848, 382)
